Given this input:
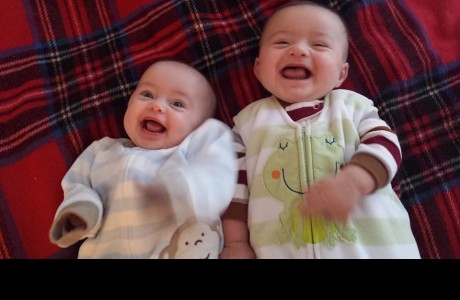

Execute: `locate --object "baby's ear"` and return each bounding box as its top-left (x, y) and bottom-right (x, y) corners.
top-left (253, 57), bottom-right (261, 81)
top-left (336, 62), bottom-right (349, 88)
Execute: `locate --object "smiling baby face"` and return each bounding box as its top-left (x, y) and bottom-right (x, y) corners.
top-left (254, 4), bottom-right (349, 104)
top-left (123, 60), bottom-right (216, 149)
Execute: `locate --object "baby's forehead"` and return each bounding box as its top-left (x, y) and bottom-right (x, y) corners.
top-left (263, 4), bottom-right (346, 34)
top-left (260, 4), bottom-right (349, 52)
top-left (140, 64), bottom-right (202, 85)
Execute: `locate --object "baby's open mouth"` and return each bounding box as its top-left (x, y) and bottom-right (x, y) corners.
top-left (143, 119), bottom-right (165, 133)
top-left (281, 66), bottom-right (311, 79)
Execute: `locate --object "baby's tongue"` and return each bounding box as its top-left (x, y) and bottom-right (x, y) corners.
top-left (282, 67), bottom-right (308, 79)
top-left (145, 120), bottom-right (164, 132)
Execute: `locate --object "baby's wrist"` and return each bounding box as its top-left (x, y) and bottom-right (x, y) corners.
top-left (340, 164), bottom-right (375, 196)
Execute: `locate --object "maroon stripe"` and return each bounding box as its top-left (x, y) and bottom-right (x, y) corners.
top-left (237, 170), bottom-right (248, 185)
top-left (286, 102), bottom-right (324, 122)
top-left (363, 136), bottom-right (402, 166)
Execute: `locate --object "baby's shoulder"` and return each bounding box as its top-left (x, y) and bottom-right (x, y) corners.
top-left (327, 89), bottom-right (374, 109)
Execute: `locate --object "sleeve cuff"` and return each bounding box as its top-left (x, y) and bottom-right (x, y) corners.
top-left (349, 153), bottom-right (389, 191)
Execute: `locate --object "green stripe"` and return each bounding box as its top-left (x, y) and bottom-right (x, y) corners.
top-left (250, 217), bottom-right (416, 248)
top-left (351, 218), bottom-right (416, 245)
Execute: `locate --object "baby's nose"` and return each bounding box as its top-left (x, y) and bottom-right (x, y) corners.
top-left (150, 101), bottom-right (165, 113)
top-left (289, 44), bottom-right (309, 57)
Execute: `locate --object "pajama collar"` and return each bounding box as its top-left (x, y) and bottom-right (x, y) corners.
top-left (284, 100), bottom-right (324, 122)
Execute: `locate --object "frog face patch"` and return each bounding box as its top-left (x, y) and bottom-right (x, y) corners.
top-left (263, 137), bottom-right (303, 203)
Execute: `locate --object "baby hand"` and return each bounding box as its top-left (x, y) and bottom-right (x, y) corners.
top-left (220, 242), bottom-right (256, 259)
top-left (299, 165), bottom-right (375, 223)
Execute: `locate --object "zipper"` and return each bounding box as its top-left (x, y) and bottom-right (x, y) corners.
top-left (301, 121), bottom-right (320, 258)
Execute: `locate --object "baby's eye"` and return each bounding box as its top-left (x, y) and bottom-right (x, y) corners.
top-left (142, 91), bottom-right (154, 99)
top-left (313, 43), bottom-right (328, 48)
top-left (274, 40), bottom-right (289, 45)
top-left (171, 100), bottom-right (184, 108)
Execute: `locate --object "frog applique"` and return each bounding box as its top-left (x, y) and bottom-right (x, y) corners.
top-left (262, 136), bottom-right (356, 248)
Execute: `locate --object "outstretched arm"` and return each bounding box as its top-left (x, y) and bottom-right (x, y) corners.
top-left (49, 201), bottom-right (100, 247)
top-left (220, 126), bottom-right (255, 259)
top-left (49, 140), bottom-right (106, 248)
top-left (220, 202), bottom-right (255, 259)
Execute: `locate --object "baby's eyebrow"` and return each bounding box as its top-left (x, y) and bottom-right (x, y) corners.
top-left (137, 82), bottom-right (155, 89)
top-left (267, 30), bottom-right (291, 39)
top-left (170, 89), bottom-right (191, 100)
top-left (310, 31), bottom-right (334, 40)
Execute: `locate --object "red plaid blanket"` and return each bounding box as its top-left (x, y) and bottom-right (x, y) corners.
top-left (1, 0), bottom-right (459, 258)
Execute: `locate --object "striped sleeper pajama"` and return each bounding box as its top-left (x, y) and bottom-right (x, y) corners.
top-left (231, 89), bottom-right (420, 258)
top-left (49, 119), bottom-right (236, 259)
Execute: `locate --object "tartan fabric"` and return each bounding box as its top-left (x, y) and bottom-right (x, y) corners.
top-left (0, 0), bottom-right (459, 258)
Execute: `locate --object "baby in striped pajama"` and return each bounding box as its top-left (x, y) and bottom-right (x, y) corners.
top-left (220, 2), bottom-right (420, 258)
top-left (49, 60), bottom-right (236, 258)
